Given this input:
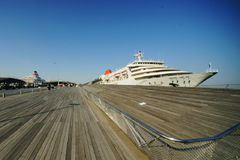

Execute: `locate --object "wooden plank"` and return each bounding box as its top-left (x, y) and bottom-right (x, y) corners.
top-left (84, 85), bottom-right (240, 139)
top-left (0, 87), bottom-right (149, 160)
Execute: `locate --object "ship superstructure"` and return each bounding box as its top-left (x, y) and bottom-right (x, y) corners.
top-left (99, 51), bottom-right (218, 87)
top-left (22, 71), bottom-right (45, 86)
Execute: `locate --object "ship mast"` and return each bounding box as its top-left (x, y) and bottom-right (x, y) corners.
top-left (134, 51), bottom-right (143, 61)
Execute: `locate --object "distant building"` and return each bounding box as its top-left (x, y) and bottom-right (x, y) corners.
top-left (22, 71), bottom-right (45, 87)
top-left (0, 77), bottom-right (26, 89)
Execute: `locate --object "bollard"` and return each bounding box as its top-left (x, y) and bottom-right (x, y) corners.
top-left (20, 90), bottom-right (22, 95)
top-left (32, 89), bottom-right (34, 93)
top-left (2, 93), bottom-right (5, 98)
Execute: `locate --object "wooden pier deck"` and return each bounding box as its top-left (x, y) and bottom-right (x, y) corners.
top-left (84, 85), bottom-right (240, 139)
top-left (0, 88), bottom-right (148, 160)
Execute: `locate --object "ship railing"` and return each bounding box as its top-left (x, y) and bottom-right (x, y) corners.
top-left (200, 84), bottom-right (240, 89)
top-left (206, 68), bottom-right (218, 73)
top-left (0, 87), bottom-right (48, 98)
top-left (81, 87), bottom-right (240, 160)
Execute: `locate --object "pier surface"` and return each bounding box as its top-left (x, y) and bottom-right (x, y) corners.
top-left (84, 85), bottom-right (240, 139)
top-left (0, 88), bottom-right (148, 160)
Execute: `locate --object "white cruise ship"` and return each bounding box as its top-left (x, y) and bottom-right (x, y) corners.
top-left (99, 52), bottom-right (218, 87)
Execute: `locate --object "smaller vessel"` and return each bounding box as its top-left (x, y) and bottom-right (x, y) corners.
top-left (22, 71), bottom-right (45, 86)
top-left (99, 51), bottom-right (218, 87)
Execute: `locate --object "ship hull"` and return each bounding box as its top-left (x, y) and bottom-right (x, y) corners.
top-left (101, 72), bottom-right (217, 87)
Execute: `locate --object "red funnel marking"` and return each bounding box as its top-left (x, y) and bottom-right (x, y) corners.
top-left (105, 69), bottom-right (112, 75)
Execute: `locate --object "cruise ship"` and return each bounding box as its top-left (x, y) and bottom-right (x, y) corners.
top-left (99, 51), bottom-right (218, 87)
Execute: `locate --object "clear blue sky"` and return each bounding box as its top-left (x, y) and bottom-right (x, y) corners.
top-left (0, 0), bottom-right (239, 84)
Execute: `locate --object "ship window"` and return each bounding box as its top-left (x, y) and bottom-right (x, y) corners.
top-left (188, 80), bottom-right (190, 83)
top-left (183, 81), bottom-right (185, 84)
top-left (177, 80), bottom-right (178, 83)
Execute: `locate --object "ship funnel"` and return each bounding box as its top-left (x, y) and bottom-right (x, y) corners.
top-left (105, 69), bottom-right (112, 75)
top-left (32, 71), bottom-right (39, 77)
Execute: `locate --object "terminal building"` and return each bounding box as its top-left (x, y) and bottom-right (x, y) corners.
top-left (1, 71), bottom-right (76, 89)
top-left (47, 80), bottom-right (76, 87)
top-left (0, 77), bottom-right (26, 90)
